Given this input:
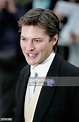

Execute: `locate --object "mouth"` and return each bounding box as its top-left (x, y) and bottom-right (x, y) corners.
top-left (27, 53), bottom-right (38, 58)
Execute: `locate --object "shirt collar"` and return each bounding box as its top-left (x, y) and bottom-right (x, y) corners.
top-left (31, 52), bottom-right (55, 77)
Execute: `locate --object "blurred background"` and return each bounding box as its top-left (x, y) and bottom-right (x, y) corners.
top-left (0, 0), bottom-right (79, 121)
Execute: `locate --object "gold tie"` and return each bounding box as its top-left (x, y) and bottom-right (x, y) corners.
top-left (28, 69), bottom-right (38, 102)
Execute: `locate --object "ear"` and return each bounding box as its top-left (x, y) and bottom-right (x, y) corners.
top-left (52, 34), bottom-right (58, 46)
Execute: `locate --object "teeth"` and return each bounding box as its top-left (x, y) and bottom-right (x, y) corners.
top-left (29, 54), bottom-right (35, 56)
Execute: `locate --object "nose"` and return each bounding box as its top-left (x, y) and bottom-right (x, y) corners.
top-left (27, 41), bottom-right (35, 51)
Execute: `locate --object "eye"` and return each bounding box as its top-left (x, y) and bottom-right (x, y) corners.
top-left (20, 36), bottom-right (27, 41)
top-left (34, 39), bottom-right (43, 43)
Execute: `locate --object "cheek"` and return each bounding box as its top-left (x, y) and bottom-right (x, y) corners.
top-left (20, 42), bottom-right (25, 50)
top-left (37, 44), bottom-right (52, 54)
top-left (37, 44), bottom-right (47, 52)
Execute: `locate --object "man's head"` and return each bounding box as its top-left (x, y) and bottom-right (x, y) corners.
top-left (18, 8), bottom-right (59, 67)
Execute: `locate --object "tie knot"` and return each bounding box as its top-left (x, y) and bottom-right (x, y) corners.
top-left (31, 68), bottom-right (38, 77)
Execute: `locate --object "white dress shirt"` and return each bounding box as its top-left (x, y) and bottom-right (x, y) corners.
top-left (31, 51), bottom-right (55, 77)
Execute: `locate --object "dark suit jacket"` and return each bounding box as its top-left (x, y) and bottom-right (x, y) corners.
top-left (14, 53), bottom-right (79, 122)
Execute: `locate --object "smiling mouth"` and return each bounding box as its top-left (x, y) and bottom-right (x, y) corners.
top-left (27, 53), bottom-right (38, 58)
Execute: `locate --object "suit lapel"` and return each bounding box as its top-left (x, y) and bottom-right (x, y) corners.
top-left (33, 53), bottom-right (63, 122)
top-left (18, 65), bottom-right (30, 121)
top-left (20, 65), bottom-right (30, 98)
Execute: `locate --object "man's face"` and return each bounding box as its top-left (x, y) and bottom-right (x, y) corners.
top-left (20, 25), bottom-right (57, 67)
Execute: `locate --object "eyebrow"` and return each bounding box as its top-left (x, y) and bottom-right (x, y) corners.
top-left (20, 35), bottom-right (42, 40)
top-left (20, 35), bottom-right (25, 38)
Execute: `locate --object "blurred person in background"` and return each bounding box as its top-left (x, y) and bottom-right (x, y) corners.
top-left (53, 0), bottom-right (79, 61)
top-left (53, 0), bottom-right (79, 29)
top-left (58, 10), bottom-right (79, 67)
top-left (0, 0), bottom-right (26, 120)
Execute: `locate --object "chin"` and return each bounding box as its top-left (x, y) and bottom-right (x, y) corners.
top-left (27, 61), bottom-right (35, 65)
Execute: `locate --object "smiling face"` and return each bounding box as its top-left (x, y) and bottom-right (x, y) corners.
top-left (20, 25), bottom-right (58, 67)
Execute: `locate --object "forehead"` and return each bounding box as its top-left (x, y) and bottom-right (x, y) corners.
top-left (21, 25), bottom-right (47, 37)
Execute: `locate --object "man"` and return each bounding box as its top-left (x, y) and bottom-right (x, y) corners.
top-left (14, 8), bottom-right (79, 122)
